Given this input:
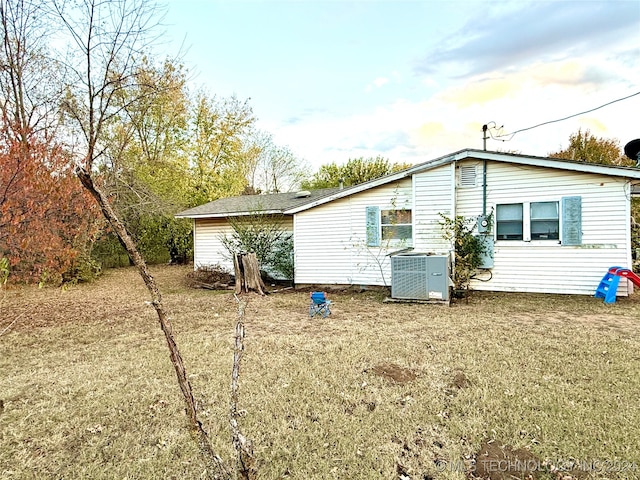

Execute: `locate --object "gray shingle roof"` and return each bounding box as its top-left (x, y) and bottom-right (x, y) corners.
top-left (175, 188), bottom-right (341, 218)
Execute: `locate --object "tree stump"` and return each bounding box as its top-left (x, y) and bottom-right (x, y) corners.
top-left (234, 253), bottom-right (266, 295)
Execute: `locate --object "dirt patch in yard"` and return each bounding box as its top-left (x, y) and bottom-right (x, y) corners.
top-left (470, 440), bottom-right (589, 480)
top-left (471, 440), bottom-right (544, 480)
top-left (368, 363), bottom-right (417, 384)
top-left (451, 369), bottom-right (470, 389)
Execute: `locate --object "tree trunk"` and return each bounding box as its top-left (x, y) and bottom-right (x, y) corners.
top-left (233, 253), bottom-right (265, 295)
top-left (76, 168), bottom-right (230, 480)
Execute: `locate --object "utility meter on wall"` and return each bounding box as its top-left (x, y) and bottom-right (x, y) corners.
top-left (477, 215), bottom-right (490, 234)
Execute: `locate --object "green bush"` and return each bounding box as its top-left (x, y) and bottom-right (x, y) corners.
top-left (220, 213), bottom-right (294, 280)
top-left (439, 213), bottom-right (491, 291)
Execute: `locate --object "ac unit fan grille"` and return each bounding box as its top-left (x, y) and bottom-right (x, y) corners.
top-left (391, 256), bottom-right (428, 300)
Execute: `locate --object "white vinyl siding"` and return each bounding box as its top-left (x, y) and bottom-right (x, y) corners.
top-left (193, 218), bottom-right (236, 272)
top-left (456, 160), bottom-right (632, 295)
top-left (413, 164), bottom-right (454, 253)
top-left (192, 156), bottom-right (634, 297)
top-left (193, 217), bottom-right (293, 273)
top-left (294, 180), bottom-right (412, 286)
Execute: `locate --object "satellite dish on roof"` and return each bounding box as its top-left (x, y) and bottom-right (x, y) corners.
top-left (624, 139), bottom-right (640, 165)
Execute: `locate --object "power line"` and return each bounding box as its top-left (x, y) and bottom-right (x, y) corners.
top-left (493, 90), bottom-right (640, 141)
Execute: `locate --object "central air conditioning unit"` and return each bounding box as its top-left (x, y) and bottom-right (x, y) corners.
top-left (391, 254), bottom-right (450, 301)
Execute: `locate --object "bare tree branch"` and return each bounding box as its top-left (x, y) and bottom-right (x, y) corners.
top-left (50, 1), bottom-right (231, 476)
top-left (230, 296), bottom-right (257, 480)
top-left (77, 167), bottom-right (231, 479)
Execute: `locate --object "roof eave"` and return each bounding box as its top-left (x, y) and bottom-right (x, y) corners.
top-left (175, 209), bottom-right (285, 219)
top-left (460, 149), bottom-right (640, 179)
top-left (284, 151), bottom-right (467, 214)
top-left (284, 170), bottom-right (417, 214)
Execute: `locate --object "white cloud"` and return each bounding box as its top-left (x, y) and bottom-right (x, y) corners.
top-left (364, 76), bottom-right (390, 93)
top-left (271, 58), bottom-right (640, 170)
top-left (252, 1), bottom-right (640, 172)
top-left (416, 1), bottom-right (638, 79)
top-left (373, 77), bottom-right (389, 88)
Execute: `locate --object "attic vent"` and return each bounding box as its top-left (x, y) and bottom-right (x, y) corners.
top-left (460, 165), bottom-right (477, 187)
top-left (295, 190), bottom-right (311, 198)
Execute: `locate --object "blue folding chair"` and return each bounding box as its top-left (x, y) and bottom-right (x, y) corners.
top-left (309, 291), bottom-right (331, 318)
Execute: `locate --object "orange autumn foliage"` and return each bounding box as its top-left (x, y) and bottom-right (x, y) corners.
top-left (0, 134), bottom-right (98, 283)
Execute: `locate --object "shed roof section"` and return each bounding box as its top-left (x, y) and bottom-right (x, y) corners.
top-left (175, 187), bottom-right (341, 218)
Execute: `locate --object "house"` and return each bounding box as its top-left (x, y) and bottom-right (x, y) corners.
top-left (176, 149), bottom-right (640, 297)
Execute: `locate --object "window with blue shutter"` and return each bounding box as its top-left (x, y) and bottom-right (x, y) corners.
top-left (381, 209), bottom-right (412, 241)
top-left (366, 206), bottom-right (380, 247)
top-left (530, 201), bottom-right (559, 240)
top-left (561, 196), bottom-right (582, 245)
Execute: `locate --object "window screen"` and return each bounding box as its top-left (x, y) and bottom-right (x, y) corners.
top-left (530, 201), bottom-right (559, 240)
top-left (381, 209), bottom-right (412, 241)
top-left (496, 203), bottom-right (523, 240)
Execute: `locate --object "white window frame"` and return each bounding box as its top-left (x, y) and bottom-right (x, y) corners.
top-left (530, 201), bottom-right (559, 240)
top-left (496, 201), bottom-right (560, 242)
top-left (496, 203), bottom-right (524, 240)
top-left (380, 208), bottom-right (413, 246)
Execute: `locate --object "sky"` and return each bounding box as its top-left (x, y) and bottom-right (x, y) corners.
top-left (163, 0), bottom-right (640, 170)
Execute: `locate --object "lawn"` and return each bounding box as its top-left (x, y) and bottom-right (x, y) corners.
top-left (1, 265), bottom-right (639, 479)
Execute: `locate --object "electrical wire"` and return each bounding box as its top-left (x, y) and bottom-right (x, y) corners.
top-left (492, 90), bottom-right (640, 142)
top-left (471, 269), bottom-right (493, 282)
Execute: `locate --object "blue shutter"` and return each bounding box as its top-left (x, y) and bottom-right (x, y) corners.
top-left (562, 196), bottom-right (582, 245)
top-left (366, 206), bottom-right (380, 247)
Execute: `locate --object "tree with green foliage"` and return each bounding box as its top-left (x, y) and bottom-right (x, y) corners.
top-left (439, 213), bottom-right (490, 293)
top-left (549, 129), bottom-right (632, 167)
top-left (301, 155), bottom-right (412, 189)
top-left (188, 93), bottom-right (255, 205)
top-left (550, 129), bottom-right (640, 262)
top-left (96, 61), bottom-right (261, 266)
top-left (95, 57), bottom-right (193, 265)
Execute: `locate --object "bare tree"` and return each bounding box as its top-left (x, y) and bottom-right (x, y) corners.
top-left (244, 130), bottom-right (308, 193)
top-left (49, 0), bottom-right (230, 477)
top-left (0, 0), bottom-right (63, 144)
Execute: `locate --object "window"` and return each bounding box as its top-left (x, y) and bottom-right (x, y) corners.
top-left (530, 201), bottom-right (559, 240)
top-left (366, 206), bottom-right (412, 246)
top-left (496, 198), bottom-right (578, 243)
top-left (496, 203), bottom-right (523, 240)
top-left (381, 209), bottom-right (412, 241)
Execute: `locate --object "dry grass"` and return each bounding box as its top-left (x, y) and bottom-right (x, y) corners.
top-left (1, 266), bottom-right (639, 479)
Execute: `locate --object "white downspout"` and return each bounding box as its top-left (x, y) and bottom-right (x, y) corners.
top-left (625, 181), bottom-right (633, 294)
top-left (450, 161), bottom-right (457, 282)
top-left (192, 218), bottom-right (197, 269)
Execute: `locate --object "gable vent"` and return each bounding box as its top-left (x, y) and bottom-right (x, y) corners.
top-left (459, 165), bottom-right (477, 187)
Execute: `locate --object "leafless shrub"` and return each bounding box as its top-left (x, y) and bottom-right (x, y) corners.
top-left (187, 265), bottom-right (234, 289)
